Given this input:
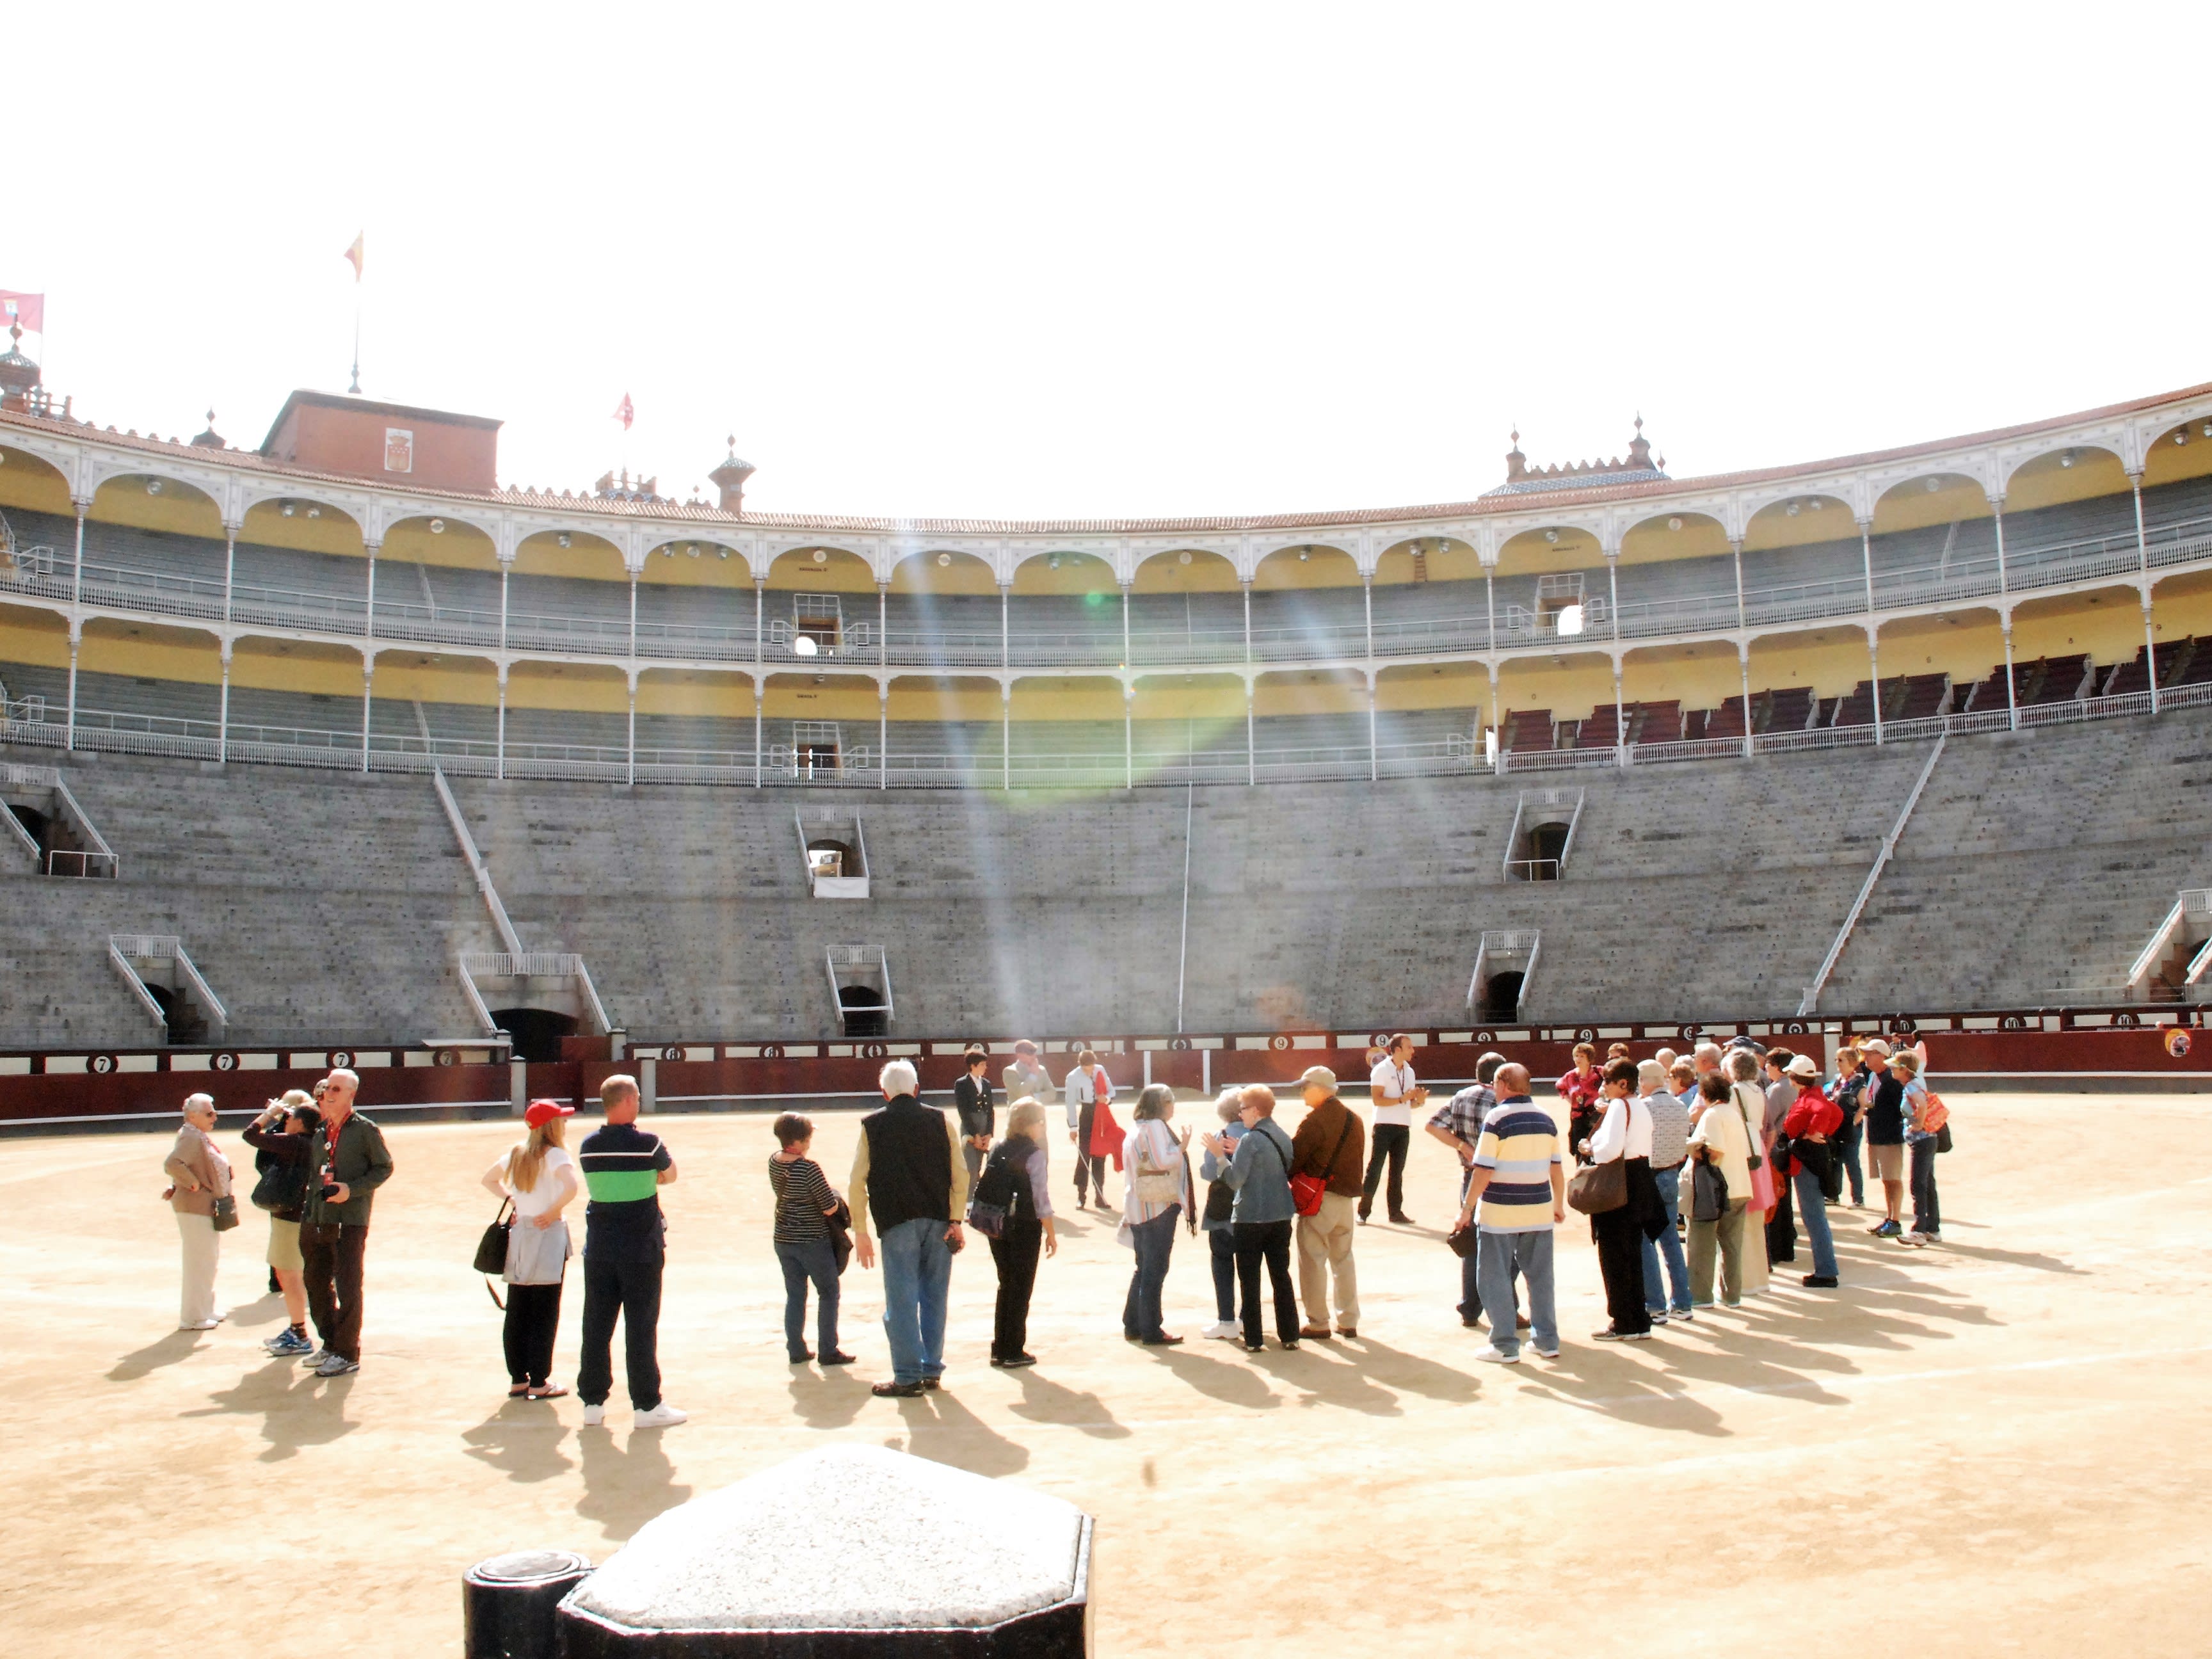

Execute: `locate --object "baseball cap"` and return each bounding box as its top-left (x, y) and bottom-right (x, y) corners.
top-left (1300, 1065), bottom-right (1338, 1094)
top-left (1785, 1054), bottom-right (1821, 1080)
top-left (524, 1098), bottom-right (577, 1128)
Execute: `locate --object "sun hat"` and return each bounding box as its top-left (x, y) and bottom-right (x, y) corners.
top-left (1300, 1065), bottom-right (1338, 1095)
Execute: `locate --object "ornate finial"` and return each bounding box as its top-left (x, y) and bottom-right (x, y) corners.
top-left (1635, 412), bottom-right (1644, 435)
top-left (1509, 426), bottom-right (1519, 447)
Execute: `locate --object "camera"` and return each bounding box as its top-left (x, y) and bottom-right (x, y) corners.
top-left (320, 1182), bottom-right (342, 1199)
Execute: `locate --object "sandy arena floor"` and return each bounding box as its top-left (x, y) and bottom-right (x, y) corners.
top-left (1, 1092), bottom-right (2206, 1656)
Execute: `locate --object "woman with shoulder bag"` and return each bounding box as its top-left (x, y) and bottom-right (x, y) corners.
top-left (1725, 1049), bottom-right (1775, 1297)
top-left (1580, 1059), bottom-right (1665, 1342)
top-left (976, 1099), bottom-right (1058, 1368)
top-left (243, 1090), bottom-right (321, 1356)
top-left (1685, 1073), bottom-right (1752, 1308)
top-left (163, 1093), bottom-right (235, 1332)
top-left (1119, 1084), bottom-right (1191, 1346)
top-left (1196, 1089), bottom-right (1247, 1341)
top-left (480, 1099), bottom-right (581, 1400)
top-left (1779, 1055), bottom-right (1844, 1287)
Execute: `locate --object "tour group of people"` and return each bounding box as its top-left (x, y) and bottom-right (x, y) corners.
top-left (158, 1029), bottom-right (1949, 1416)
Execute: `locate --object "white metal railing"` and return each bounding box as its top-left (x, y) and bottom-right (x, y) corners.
top-left (459, 952), bottom-right (613, 1034)
top-left (2128, 888), bottom-right (2212, 988)
top-left (108, 939), bottom-right (170, 1032)
top-left (826, 944), bottom-right (894, 1027)
top-left (106, 934), bottom-right (227, 1030)
top-left (435, 772), bottom-right (526, 956)
top-left (1800, 734), bottom-right (1948, 1015)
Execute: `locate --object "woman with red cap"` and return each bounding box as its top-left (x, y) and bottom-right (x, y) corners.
top-left (481, 1099), bottom-right (581, 1399)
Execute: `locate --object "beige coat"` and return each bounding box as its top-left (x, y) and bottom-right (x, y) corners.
top-left (164, 1125), bottom-right (232, 1217)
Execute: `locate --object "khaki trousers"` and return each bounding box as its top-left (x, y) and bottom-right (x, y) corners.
top-left (176, 1211), bottom-right (220, 1326)
top-left (1297, 1192), bottom-right (1360, 1329)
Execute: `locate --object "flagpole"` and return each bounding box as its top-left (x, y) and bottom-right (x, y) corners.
top-left (349, 283), bottom-right (362, 394)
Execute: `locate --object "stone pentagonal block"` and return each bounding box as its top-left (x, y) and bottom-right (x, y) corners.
top-left (557, 1445), bottom-right (1091, 1657)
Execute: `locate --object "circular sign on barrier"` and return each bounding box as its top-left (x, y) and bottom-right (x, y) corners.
top-left (2000, 1014), bottom-right (2027, 1032)
top-left (861, 1042), bottom-right (888, 1060)
top-left (211, 1052), bottom-right (238, 1071)
top-left (435, 1048), bottom-right (460, 1068)
top-left (2115, 1011), bottom-right (2141, 1029)
top-left (762, 1044), bottom-right (785, 1061)
top-left (88, 1053), bottom-right (116, 1075)
top-left (1270, 1035), bottom-right (1290, 1052)
top-left (1678, 1023), bottom-right (1702, 1041)
top-left (1169, 1037), bottom-right (1191, 1051)
top-left (2167, 1028), bottom-right (2192, 1057)
top-left (1474, 1029), bottom-right (1496, 1045)
top-left (328, 1050), bottom-right (354, 1070)
top-left (1889, 1017), bottom-right (1918, 1035)
top-left (1575, 1026), bottom-right (1598, 1044)
top-left (661, 1046), bottom-right (684, 1062)
top-left (1783, 1020), bottom-right (1808, 1036)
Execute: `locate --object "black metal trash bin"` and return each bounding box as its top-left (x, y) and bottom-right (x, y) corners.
top-left (465, 1549), bottom-right (594, 1659)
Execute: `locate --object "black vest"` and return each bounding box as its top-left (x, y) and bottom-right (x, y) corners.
top-left (862, 1095), bottom-right (953, 1233)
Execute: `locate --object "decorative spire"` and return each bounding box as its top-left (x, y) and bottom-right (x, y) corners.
top-left (189, 408), bottom-right (225, 449)
top-left (709, 435), bottom-right (757, 515)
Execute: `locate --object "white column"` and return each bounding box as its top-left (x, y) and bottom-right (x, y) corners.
top-left (2000, 617), bottom-right (2019, 731)
top-left (1737, 644), bottom-right (1753, 759)
top-left (625, 671), bottom-right (637, 787)
top-left (64, 622), bottom-right (80, 751)
top-left (1361, 572), bottom-right (1374, 660)
top-left (1868, 630), bottom-right (1884, 744)
top-left (499, 557), bottom-right (511, 651)
top-left (217, 641), bottom-right (231, 764)
top-left (628, 572), bottom-right (639, 657)
top-left (877, 581), bottom-right (888, 668)
top-left (1991, 495), bottom-right (2010, 595)
top-left (1730, 538), bottom-right (1746, 629)
top-left (753, 687), bottom-right (764, 787)
top-left (999, 581), bottom-right (1011, 669)
top-left (1001, 684), bottom-right (1011, 791)
top-left (72, 502), bottom-right (86, 604)
top-left (359, 658), bottom-right (373, 773)
top-left (754, 576), bottom-right (765, 664)
top-left (2133, 477), bottom-right (2159, 715)
top-left (1605, 548), bottom-right (1621, 642)
top-left (1246, 680), bottom-right (1256, 786)
top-left (1488, 661), bottom-right (1503, 774)
top-left (879, 689), bottom-right (888, 790)
top-left (364, 540), bottom-right (378, 646)
top-left (1366, 671), bottom-right (1378, 782)
top-left (223, 524), bottom-right (237, 625)
top-left (496, 664), bottom-right (508, 780)
top-left (1242, 579), bottom-right (1253, 664)
top-left (1859, 518), bottom-right (1875, 614)
top-left (1124, 683), bottom-right (1134, 790)
top-left (1484, 566), bottom-right (1496, 650)
top-left (1612, 660), bottom-right (1626, 765)
top-left (1121, 582), bottom-right (1132, 667)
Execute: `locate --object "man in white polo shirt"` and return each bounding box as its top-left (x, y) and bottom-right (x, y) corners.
top-left (1359, 1034), bottom-right (1426, 1226)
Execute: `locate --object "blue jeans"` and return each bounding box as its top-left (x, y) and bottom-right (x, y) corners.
top-left (1909, 1138), bottom-right (1941, 1235)
top-left (1793, 1168), bottom-right (1838, 1279)
top-left (1471, 1229), bottom-right (1521, 1324)
top-left (776, 1238), bottom-right (840, 1361)
top-left (1123, 1206), bottom-right (1180, 1341)
top-left (1208, 1227), bottom-right (1238, 1322)
top-left (1476, 1228), bottom-right (1555, 1358)
top-left (1836, 1116), bottom-right (1866, 1205)
top-left (1641, 1165), bottom-right (1693, 1315)
top-left (878, 1217), bottom-right (952, 1384)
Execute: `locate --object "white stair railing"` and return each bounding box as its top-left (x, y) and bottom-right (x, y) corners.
top-left (431, 769), bottom-right (524, 956)
top-left (1799, 734), bottom-right (1947, 1015)
top-left (2128, 888), bottom-right (2212, 989)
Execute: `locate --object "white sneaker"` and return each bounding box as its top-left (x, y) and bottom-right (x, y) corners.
top-left (1471, 1345), bottom-right (1521, 1364)
top-left (179, 1318), bottom-right (220, 1331)
top-left (581, 1403), bottom-right (605, 1427)
top-left (634, 1403), bottom-right (688, 1429)
top-left (1201, 1321), bottom-right (1240, 1341)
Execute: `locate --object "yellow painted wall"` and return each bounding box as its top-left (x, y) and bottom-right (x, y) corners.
top-left (768, 547), bottom-right (877, 594)
top-left (381, 518), bottom-right (498, 571)
top-left (1376, 662), bottom-right (1487, 713)
top-left (2012, 590), bottom-right (2151, 664)
top-left (1013, 552), bottom-right (1120, 595)
top-left (1495, 527), bottom-right (1602, 579)
top-left (1497, 654), bottom-right (1617, 723)
top-left (0, 607), bottom-right (69, 666)
top-left (0, 450), bottom-right (74, 515)
top-left (890, 553), bottom-right (999, 597)
top-left (1621, 644), bottom-right (1744, 711)
top-left (513, 529), bottom-right (629, 582)
top-left (1619, 514), bottom-right (1731, 566)
top-left (1253, 546), bottom-right (1359, 591)
top-left (1870, 478), bottom-right (1991, 536)
top-left (88, 477), bottom-right (224, 538)
top-left (1741, 497), bottom-right (1863, 552)
top-left (79, 621), bottom-right (220, 682)
top-left (2003, 452), bottom-right (2131, 511)
top-left (367, 657), bottom-right (497, 705)
top-left (888, 680), bottom-right (1004, 723)
top-left (636, 545), bottom-right (752, 589)
top-left (1374, 538), bottom-right (1484, 585)
top-left (2150, 570), bottom-right (2212, 639)
top-left (1128, 551), bottom-right (1238, 595)
top-left (238, 500), bottom-right (367, 556)
top-left (506, 662), bottom-right (628, 712)
top-left (1875, 613), bottom-right (2007, 686)
top-left (1747, 628), bottom-right (1875, 700)
top-left (637, 673), bottom-right (755, 717)
top-left (2144, 426), bottom-right (2212, 488)
top-left (1132, 678), bottom-right (1244, 721)
top-left (1253, 674), bottom-right (1365, 717)
top-left (1011, 678), bottom-right (1124, 721)
top-left (770, 681), bottom-right (886, 721)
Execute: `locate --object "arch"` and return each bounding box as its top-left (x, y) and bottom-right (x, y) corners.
top-left (2141, 415), bottom-right (2212, 490)
top-left (1007, 545), bottom-right (1118, 595)
top-left (488, 1007), bottom-right (577, 1064)
top-left (766, 543), bottom-right (876, 593)
top-left (1127, 546), bottom-right (1237, 594)
top-left (236, 494), bottom-right (369, 559)
top-left (1475, 969), bottom-right (1524, 1023)
top-left (1372, 534), bottom-right (1484, 587)
top-left (1251, 541), bottom-right (1359, 589)
top-left (234, 482), bottom-right (373, 531)
top-left (1868, 470), bottom-right (1994, 537)
top-left (380, 510), bottom-right (500, 567)
top-left (890, 546), bottom-right (999, 596)
top-left (515, 525), bottom-right (629, 581)
top-left (643, 531), bottom-right (751, 579)
top-left (0, 442), bottom-right (76, 517)
top-left (1617, 508), bottom-right (1730, 566)
top-left (1740, 490), bottom-right (1864, 553)
top-left (1494, 522), bottom-right (1605, 579)
top-left (1998, 441), bottom-right (2129, 506)
top-left (87, 469), bottom-right (225, 540)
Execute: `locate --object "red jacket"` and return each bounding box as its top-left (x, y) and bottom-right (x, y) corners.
top-left (1781, 1086), bottom-right (1842, 1178)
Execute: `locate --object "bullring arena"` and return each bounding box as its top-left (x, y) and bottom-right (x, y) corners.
top-left (8, 320), bottom-right (2212, 1653)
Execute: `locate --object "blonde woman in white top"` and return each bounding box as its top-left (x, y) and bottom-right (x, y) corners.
top-left (480, 1099), bottom-right (581, 1399)
top-left (1726, 1049), bottom-right (1774, 1295)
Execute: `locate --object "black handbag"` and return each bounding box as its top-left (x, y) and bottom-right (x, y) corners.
top-left (209, 1195), bottom-right (240, 1233)
top-left (474, 1198), bottom-right (513, 1276)
top-left (250, 1155), bottom-right (305, 1214)
top-left (825, 1197), bottom-right (854, 1274)
top-left (1691, 1157), bottom-right (1729, 1223)
top-left (1445, 1219), bottom-right (1480, 1260)
top-left (1935, 1123), bottom-right (1954, 1155)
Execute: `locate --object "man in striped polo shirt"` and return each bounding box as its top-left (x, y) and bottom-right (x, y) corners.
top-left (1453, 1062), bottom-right (1564, 1363)
top-left (575, 1074), bottom-right (686, 1429)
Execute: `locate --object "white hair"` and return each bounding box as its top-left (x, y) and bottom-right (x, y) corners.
top-left (1693, 1042), bottom-right (1724, 1065)
top-left (182, 1092), bottom-right (215, 1116)
top-left (879, 1059), bottom-right (918, 1096)
top-left (326, 1068), bottom-right (360, 1092)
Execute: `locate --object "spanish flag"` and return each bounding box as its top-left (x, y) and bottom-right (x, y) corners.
top-left (343, 233), bottom-right (364, 281)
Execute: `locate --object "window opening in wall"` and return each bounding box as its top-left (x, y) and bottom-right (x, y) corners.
top-left (808, 838), bottom-right (854, 879)
top-left (793, 721), bottom-right (842, 778)
top-left (1534, 572), bottom-right (1587, 636)
top-left (793, 593), bottom-right (843, 657)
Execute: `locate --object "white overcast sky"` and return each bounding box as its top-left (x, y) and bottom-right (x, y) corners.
top-left (12, 4), bottom-right (2209, 522)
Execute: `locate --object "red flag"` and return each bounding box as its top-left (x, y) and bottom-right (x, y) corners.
top-left (613, 393), bottom-right (634, 431)
top-left (0, 291), bottom-right (44, 333)
top-left (342, 234), bottom-right (364, 281)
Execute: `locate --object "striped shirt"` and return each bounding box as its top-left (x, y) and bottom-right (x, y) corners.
top-left (1470, 1096), bottom-right (1562, 1233)
top-left (577, 1123), bottom-right (671, 1261)
top-left (768, 1154), bottom-right (836, 1244)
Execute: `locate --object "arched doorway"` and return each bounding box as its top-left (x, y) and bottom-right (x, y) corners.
top-left (1477, 971), bottom-right (1525, 1023)
top-left (838, 983), bottom-right (888, 1039)
top-left (492, 1007), bottom-right (578, 1064)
